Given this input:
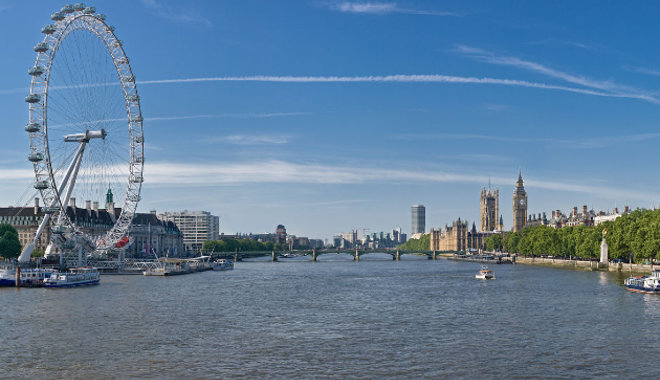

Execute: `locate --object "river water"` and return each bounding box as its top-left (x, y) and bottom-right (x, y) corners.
top-left (1, 254), bottom-right (659, 378)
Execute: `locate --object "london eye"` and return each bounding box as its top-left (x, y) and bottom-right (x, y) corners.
top-left (19, 4), bottom-right (144, 262)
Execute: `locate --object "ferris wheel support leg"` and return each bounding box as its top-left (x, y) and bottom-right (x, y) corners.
top-left (18, 141), bottom-right (87, 263)
top-left (56, 141), bottom-right (86, 226)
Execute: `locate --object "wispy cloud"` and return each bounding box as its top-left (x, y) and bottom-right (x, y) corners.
top-left (524, 38), bottom-right (592, 50)
top-left (0, 160), bottom-right (655, 201)
top-left (141, 0), bottom-right (212, 27)
top-left (208, 134), bottom-right (291, 145)
top-left (0, 5), bottom-right (11, 13)
top-left (626, 66), bottom-right (660, 77)
top-left (393, 132), bottom-right (660, 149)
top-left (49, 112), bottom-right (308, 129)
top-left (138, 160), bottom-right (656, 201)
top-left (325, 1), bottom-right (457, 16)
top-left (456, 45), bottom-right (658, 104)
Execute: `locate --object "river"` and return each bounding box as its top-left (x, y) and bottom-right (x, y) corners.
top-left (1, 254), bottom-right (659, 378)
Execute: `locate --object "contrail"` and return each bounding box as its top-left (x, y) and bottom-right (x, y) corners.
top-left (137, 75), bottom-right (659, 103)
top-left (3, 74), bottom-right (657, 103)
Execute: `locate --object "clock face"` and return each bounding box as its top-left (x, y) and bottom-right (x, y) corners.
top-left (519, 199), bottom-right (525, 206)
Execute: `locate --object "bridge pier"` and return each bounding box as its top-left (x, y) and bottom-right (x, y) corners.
top-left (432, 250), bottom-right (436, 260)
top-left (271, 251), bottom-right (277, 262)
top-left (312, 249), bottom-right (317, 262)
top-left (395, 249), bottom-right (400, 261)
top-left (234, 249), bottom-right (238, 263)
top-left (354, 248), bottom-right (359, 262)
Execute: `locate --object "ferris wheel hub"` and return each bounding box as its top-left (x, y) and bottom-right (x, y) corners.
top-left (63, 128), bottom-right (107, 142)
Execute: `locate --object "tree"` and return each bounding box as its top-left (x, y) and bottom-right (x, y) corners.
top-left (0, 224), bottom-right (21, 259)
top-left (398, 234), bottom-right (430, 251)
top-left (485, 234), bottom-right (503, 251)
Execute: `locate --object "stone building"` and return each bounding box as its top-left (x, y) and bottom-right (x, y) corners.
top-left (565, 205), bottom-right (596, 227)
top-left (429, 219), bottom-right (499, 252)
top-left (480, 185), bottom-right (502, 232)
top-left (0, 197), bottom-right (184, 259)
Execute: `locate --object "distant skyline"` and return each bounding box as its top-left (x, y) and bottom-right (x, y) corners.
top-left (2, 1), bottom-right (660, 240)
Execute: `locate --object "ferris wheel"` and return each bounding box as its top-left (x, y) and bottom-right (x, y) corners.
top-left (18, 4), bottom-right (144, 262)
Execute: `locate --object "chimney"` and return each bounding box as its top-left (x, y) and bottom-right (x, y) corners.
top-left (93, 201), bottom-right (99, 212)
top-left (572, 206), bottom-right (578, 217)
top-left (70, 197), bottom-right (76, 208)
top-left (150, 210), bottom-right (157, 215)
top-left (624, 205), bottom-right (630, 213)
top-left (86, 200), bottom-right (91, 210)
top-left (613, 207), bottom-right (619, 215)
top-left (34, 197), bottom-right (40, 215)
top-left (582, 205), bottom-right (588, 215)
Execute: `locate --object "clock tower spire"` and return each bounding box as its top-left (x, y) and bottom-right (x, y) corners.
top-left (512, 169), bottom-right (527, 232)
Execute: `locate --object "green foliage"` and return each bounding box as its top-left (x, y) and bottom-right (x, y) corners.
top-left (500, 208), bottom-right (660, 262)
top-left (397, 234), bottom-right (430, 251)
top-left (0, 224), bottom-right (21, 259)
top-left (485, 233), bottom-right (504, 251)
top-left (202, 239), bottom-right (282, 253)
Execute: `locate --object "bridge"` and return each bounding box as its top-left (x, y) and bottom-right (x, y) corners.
top-left (35, 249), bottom-right (460, 273)
top-left (209, 249), bottom-right (458, 262)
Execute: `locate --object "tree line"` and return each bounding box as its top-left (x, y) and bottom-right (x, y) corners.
top-left (397, 234), bottom-right (430, 251)
top-left (202, 239), bottom-right (286, 253)
top-left (484, 208), bottom-right (660, 262)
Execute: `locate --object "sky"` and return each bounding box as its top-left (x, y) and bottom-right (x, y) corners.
top-left (2, 1), bottom-right (660, 240)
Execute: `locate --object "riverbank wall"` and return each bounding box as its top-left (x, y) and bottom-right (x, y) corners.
top-left (514, 256), bottom-right (657, 274)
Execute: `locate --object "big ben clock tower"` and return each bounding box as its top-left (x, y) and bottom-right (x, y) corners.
top-left (512, 170), bottom-right (527, 232)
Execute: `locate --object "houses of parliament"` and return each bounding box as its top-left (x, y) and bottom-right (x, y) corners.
top-left (430, 171), bottom-right (528, 251)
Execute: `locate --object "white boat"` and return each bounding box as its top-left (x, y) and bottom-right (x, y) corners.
top-left (43, 267), bottom-right (100, 288)
top-left (475, 266), bottom-right (495, 280)
top-left (0, 267), bottom-right (16, 286)
top-left (624, 270), bottom-right (660, 294)
top-left (211, 259), bottom-right (234, 271)
top-left (19, 268), bottom-right (56, 287)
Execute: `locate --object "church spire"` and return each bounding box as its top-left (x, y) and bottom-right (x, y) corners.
top-left (517, 169), bottom-right (524, 187)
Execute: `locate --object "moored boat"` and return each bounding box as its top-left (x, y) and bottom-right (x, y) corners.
top-left (43, 267), bottom-right (100, 288)
top-left (0, 267), bottom-right (16, 286)
top-left (19, 268), bottom-right (55, 287)
top-left (211, 259), bottom-right (234, 271)
top-left (475, 265), bottom-right (495, 280)
top-left (624, 270), bottom-right (660, 294)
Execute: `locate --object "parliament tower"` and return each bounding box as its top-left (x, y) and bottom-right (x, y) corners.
top-left (512, 170), bottom-right (527, 232)
top-left (480, 184), bottom-right (501, 232)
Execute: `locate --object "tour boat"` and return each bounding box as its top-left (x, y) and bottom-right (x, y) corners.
top-left (475, 266), bottom-right (495, 280)
top-left (19, 268), bottom-right (55, 287)
top-left (624, 270), bottom-right (660, 294)
top-left (43, 267), bottom-right (100, 288)
top-left (143, 263), bottom-right (189, 276)
top-left (211, 259), bottom-right (234, 271)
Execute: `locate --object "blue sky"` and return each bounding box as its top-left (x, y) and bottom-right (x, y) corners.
top-left (2, 1), bottom-right (660, 240)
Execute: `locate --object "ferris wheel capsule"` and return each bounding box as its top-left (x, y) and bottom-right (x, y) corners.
top-left (28, 66), bottom-right (45, 76)
top-left (73, 3), bottom-right (85, 11)
top-left (51, 12), bottom-right (65, 21)
top-left (41, 25), bottom-right (57, 34)
top-left (25, 123), bottom-right (41, 132)
top-left (61, 5), bottom-right (75, 14)
top-left (34, 43), bottom-right (49, 53)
